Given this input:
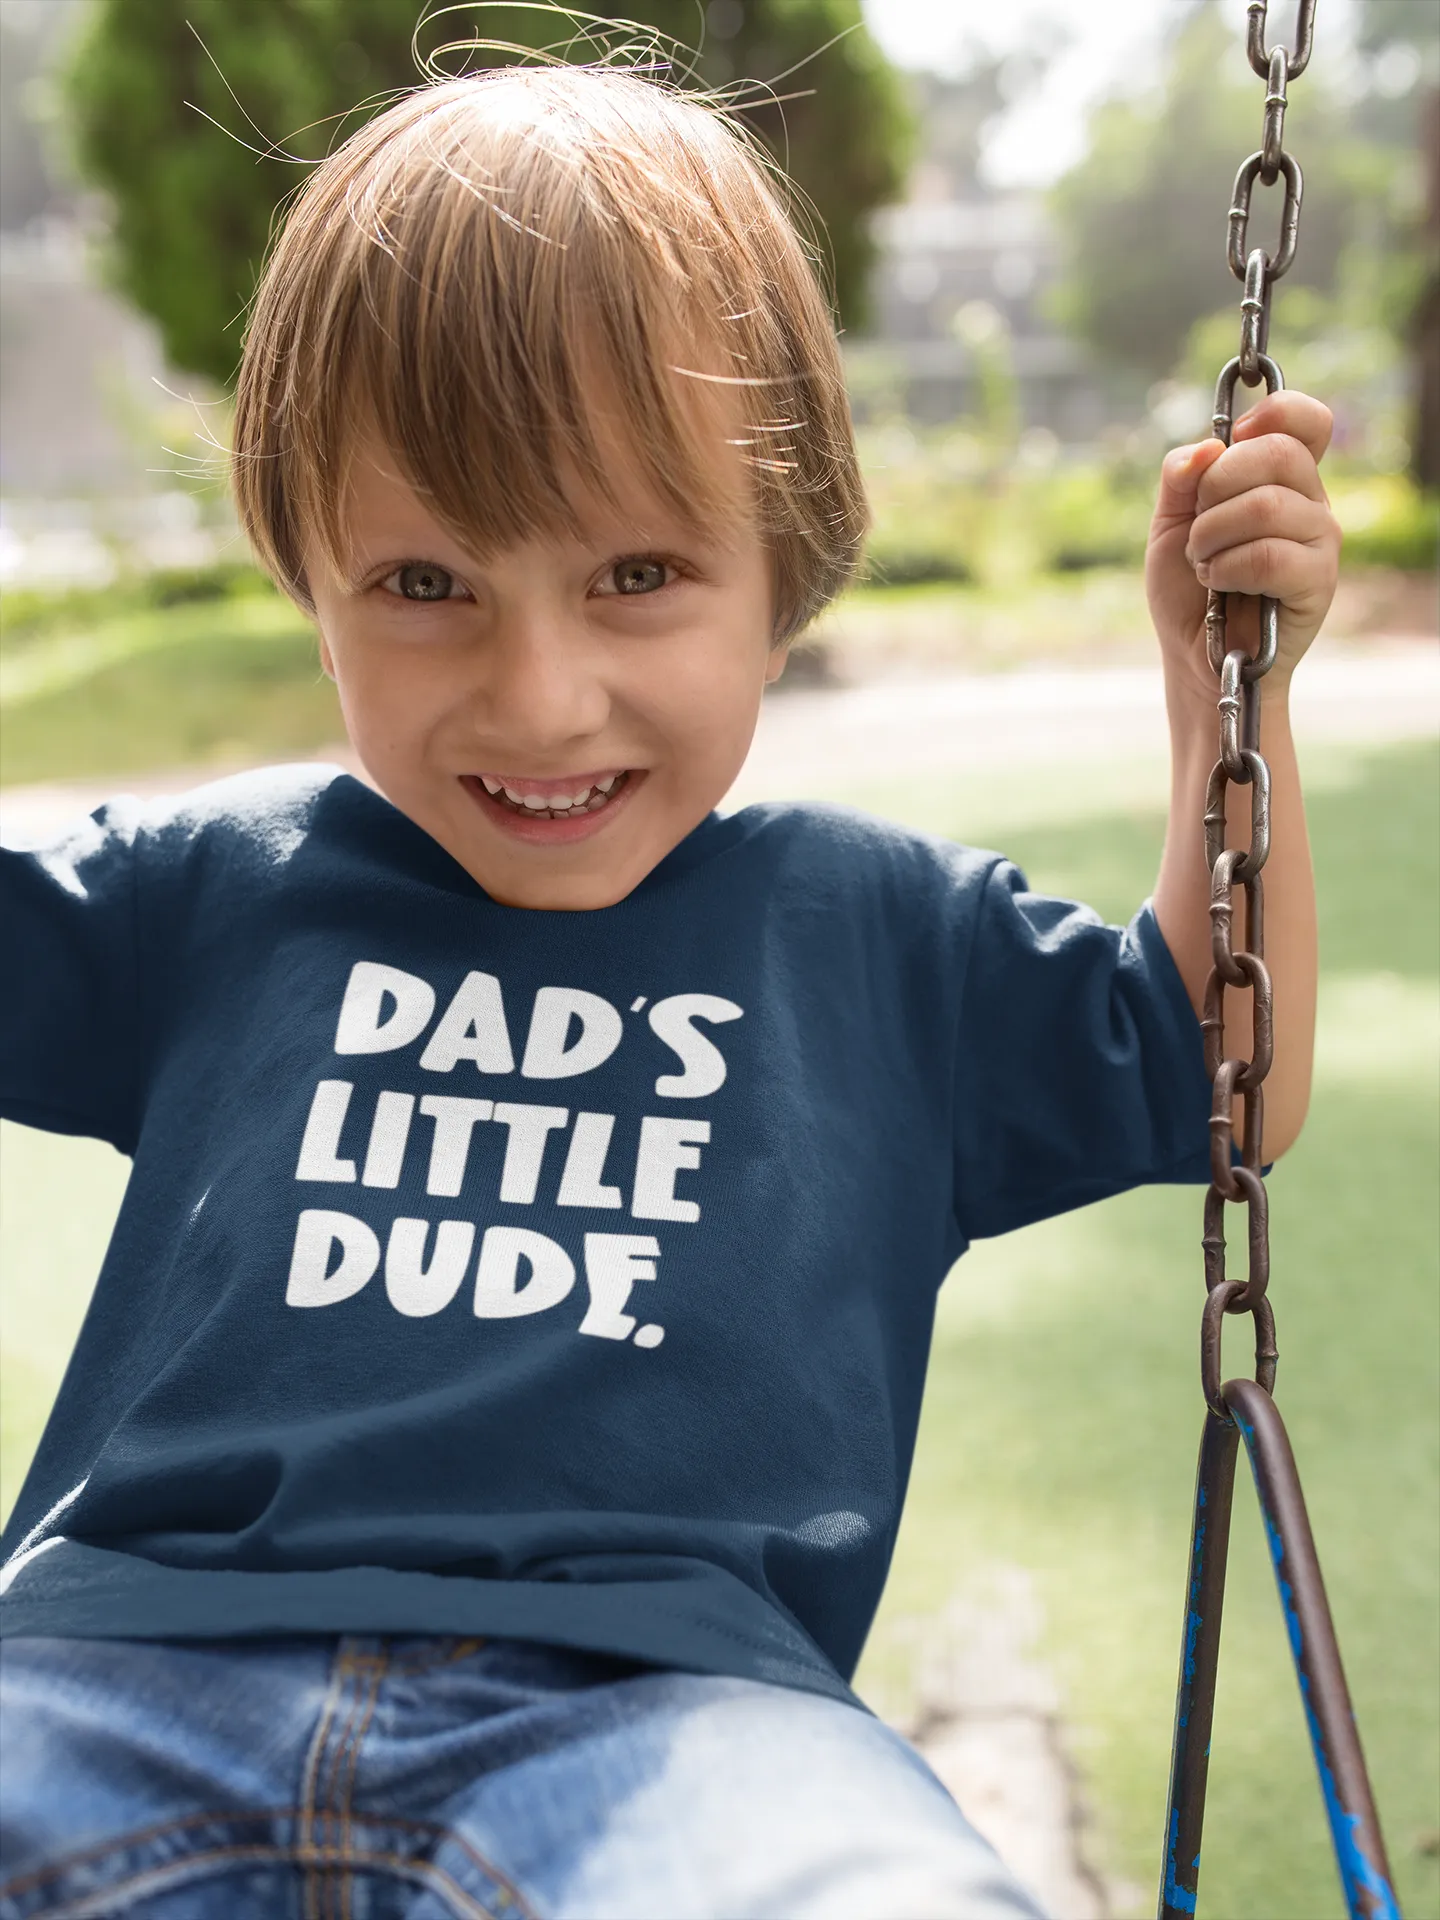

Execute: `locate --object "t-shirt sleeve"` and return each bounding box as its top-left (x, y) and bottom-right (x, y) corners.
top-left (0, 804), bottom-right (144, 1152)
top-left (951, 858), bottom-right (1212, 1242)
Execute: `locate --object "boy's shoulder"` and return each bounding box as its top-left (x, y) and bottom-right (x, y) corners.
top-left (58, 762), bottom-right (374, 907)
top-left (93, 762), bottom-right (382, 873)
top-left (131, 761), bottom-right (353, 839)
top-left (721, 798), bottom-right (1005, 906)
top-left (5, 763), bottom-right (359, 876)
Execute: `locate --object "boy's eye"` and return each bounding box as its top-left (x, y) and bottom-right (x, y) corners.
top-left (383, 562), bottom-right (465, 602)
top-left (598, 557), bottom-right (673, 597)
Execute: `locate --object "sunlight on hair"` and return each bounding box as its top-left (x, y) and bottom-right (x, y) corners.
top-left (232, 41), bottom-right (869, 641)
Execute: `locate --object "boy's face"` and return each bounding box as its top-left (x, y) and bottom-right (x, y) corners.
top-left (308, 426), bottom-right (784, 910)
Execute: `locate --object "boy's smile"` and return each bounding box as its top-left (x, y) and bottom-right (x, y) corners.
top-left (461, 766), bottom-right (638, 841)
top-left (307, 427), bottom-right (783, 910)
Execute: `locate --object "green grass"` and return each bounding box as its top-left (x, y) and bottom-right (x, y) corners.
top-left (1, 739), bottom-right (1436, 1919)
top-left (0, 1127), bottom-right (129, 1522)
top-left (0, 590), bottom-right (339, 785)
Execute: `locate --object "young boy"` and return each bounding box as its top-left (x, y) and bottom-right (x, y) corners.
top-left (0, 63), bottom-right (1337, 1920)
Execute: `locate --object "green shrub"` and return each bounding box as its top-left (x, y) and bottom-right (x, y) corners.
top-left (1, 561), bottom-right (275, 651)
top-left (145, 562), bottom-right (272, 609)
top-left (864, 454), bottom-right (1440, 586)
top-left (1330, 475), bottom-right (1439, 569)
top-left (863, 484), bottom-right (983, 587)
top-left (862, 454), bottom-right (1155, 585)
top-left (863, 537), bottom-right (976, 588)
top-left (857, 423), bottom-right (993, 587)
top-left (1029, 466), bottom-right (1152, 574)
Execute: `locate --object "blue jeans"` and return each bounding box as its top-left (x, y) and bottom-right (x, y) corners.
top-left (0, 1636), bottom-right (1046, 1919)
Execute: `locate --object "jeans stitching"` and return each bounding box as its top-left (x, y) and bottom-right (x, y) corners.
top-left (337, 1648), bottom-right (387, 1920)
top-left (0, 1812), bottom-right (283, 1897)
top-left (298, 1643), bottom-right (355, 1920)
top-left (1, 1814), bottom-right (539, 1918)
top-left (297, 1647), bottom-right (349, 1880)
top-left (30, 1840), bottom-right (513, 1920)
top-left (321, 1648), bottom-right (372, 1920)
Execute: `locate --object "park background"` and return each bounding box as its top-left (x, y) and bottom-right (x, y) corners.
top-left (0, 2), bottom-right (1436, 1914)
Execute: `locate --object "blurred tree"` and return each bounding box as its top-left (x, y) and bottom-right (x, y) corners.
top-left (1353, 0), bottom-right (1440, 485)
top-left (62, 0), bottom-right (910, 387)
top-left (0, 6), bottom-right (73, 232)
top-left (1353, 0), bottom-right (1439, 144)
top-left (1409, 91), bottom-right (1440, 486)
top-left (1356, 0), bottom-right (1436, 43)
top-left (1046, 2), bottom-right (1372, 387)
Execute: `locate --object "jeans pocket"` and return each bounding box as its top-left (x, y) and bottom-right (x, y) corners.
top-left (0, 1808), bottom-right (525, 1920)
top-left (0, 1810), bottom-right (298, 1919)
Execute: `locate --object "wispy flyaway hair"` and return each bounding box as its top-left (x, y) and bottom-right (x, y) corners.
top-left (233, 63), bottom-right (869, 640)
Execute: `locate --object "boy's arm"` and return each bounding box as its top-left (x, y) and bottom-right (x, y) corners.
top-left (1147, 391), bottom-right (1339, 1161)
top-left (0, 806), bottom-right (145, 1151)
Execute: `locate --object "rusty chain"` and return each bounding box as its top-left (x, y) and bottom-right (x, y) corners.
top-left (1197, 0), bottom-right (1316, 1421)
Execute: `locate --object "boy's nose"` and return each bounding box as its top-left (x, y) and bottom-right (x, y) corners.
top-left (469, 612), bottom-right (610, 756)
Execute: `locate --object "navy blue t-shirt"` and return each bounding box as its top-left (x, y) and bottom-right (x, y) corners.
top-left (0, 768), bottom-right (1211, 1700)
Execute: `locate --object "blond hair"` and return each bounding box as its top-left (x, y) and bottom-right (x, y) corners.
top-left (232, 64), bottom-right (868, 641)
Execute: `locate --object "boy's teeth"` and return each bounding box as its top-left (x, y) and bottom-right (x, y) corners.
top-left (479, 771), bottom-right (628, 816)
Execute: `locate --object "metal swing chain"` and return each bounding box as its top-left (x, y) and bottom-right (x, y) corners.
top-left (1159, 10), bottom-right (1400, 1918)
top-left (1195, 0), bottom-right (1314, 1405)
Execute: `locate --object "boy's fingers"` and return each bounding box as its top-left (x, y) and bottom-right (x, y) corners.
top-left (1154, 392), bottom-right (1331, 537)
top-left (1195, 432), bottom-right (1328, 512)
top-left (1152, 438), bottom-right (1226, 533)
top-left (1192, 533), bottom-right (1338, 604)
top-left (1186, 487), bottom-right (1336, 567)
top-left (1230, 389), bottom-right (1333, 463)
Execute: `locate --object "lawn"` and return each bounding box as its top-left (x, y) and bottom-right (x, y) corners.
top-left (1, 735), bottom-right (1436, 1920)
top-left (0, 589), bottom-right (339, 787)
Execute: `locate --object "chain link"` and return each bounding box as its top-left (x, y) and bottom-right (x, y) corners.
top-left (1198, 0), bottom-right (1315, 1372)
top-left (1246, 0), bottom-right (1316, 82)
top-left (1228, 151), bottom-right (1303, 282)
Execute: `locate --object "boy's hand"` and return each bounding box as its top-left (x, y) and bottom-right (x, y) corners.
top-left (1146, 390), bottom-right (1341, 704)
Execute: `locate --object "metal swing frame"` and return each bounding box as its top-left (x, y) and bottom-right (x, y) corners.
top-left (1160, 1374), bottom-right (1397, 1919)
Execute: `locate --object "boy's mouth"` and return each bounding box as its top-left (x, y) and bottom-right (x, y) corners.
top-left (477, 770), bottom-right (629, 817)
top-left (459, 768), bottom-right (639, 841)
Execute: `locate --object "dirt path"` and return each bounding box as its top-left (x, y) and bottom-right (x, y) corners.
top-left (730, 635), bottom-right (1439, 804)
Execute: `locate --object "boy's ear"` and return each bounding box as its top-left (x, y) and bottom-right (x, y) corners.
top-left (764, 642), bottom-right (788, 686)
top-left (315, 626), bottom-right (337, 682)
